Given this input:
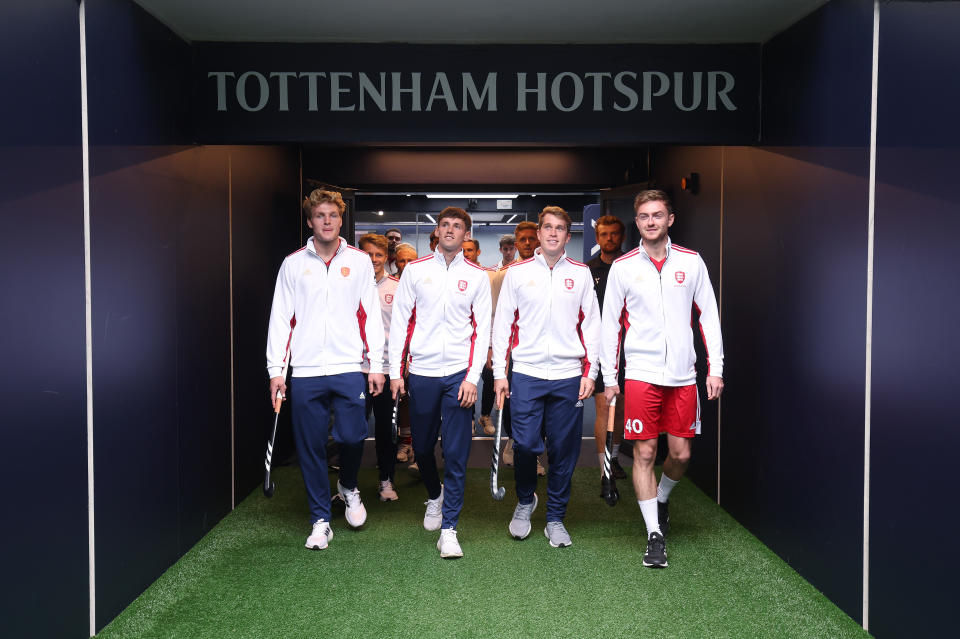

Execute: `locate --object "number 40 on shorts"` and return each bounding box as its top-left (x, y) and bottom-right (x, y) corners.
top-left (624, 418), bottom-right (643, 434)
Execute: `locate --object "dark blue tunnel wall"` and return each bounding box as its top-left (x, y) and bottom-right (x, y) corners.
top-left (3, 0), bottom-right (960, 636)
top-left (869, 2), bottom-right (960, 637)
top-left (0, 1), bottom-right (88, 637)
top-left (651, 1), bottom-right (960, 635)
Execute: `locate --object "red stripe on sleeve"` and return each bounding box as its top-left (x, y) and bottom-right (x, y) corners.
top-left (401, 306), bottom-right (417, 377)
top-left (693, 302), bottom-right (711, 376)
top-left (357, 303), bottom-right (369, 359)
top-left (576, 307), bottom-right (589, 377)
top-left (467, 307), bottom-right (478, 370)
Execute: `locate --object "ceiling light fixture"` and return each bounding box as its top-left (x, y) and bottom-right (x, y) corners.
top-left (425, 193), bottom-right (520, 199)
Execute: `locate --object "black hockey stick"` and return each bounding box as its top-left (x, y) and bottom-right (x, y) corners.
top-left (263, 356), bottom-right (290, 498)
top-left (489, 393), bottom-right (506, 501)
top-left (600, 395), bottom-right (620, 506)
top-left (391, 392), bottom-right (400, 444)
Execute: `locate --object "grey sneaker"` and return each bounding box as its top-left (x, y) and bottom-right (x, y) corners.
top-left (423, 485), bottom-right (444, 531)
top-left (544, 521), bottom-right (572, 547)
top-left (305, 519), bottom-right (333, 550)
top-left (337, 481), bottom-right (367, 528)
top-left (508, 493), bottom-right (538, 539)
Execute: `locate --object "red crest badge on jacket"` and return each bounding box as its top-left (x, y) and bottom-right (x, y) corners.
top-left (674, 271), bottom-right (685, 284)
top-left (384, 294), bottom-right (393, 304)
top-left (341, 267), bottom-right (351, 277)
top-left (458, 280), bottom-right (468, 291)
top-left (564, 278), bottom-right (574, 290)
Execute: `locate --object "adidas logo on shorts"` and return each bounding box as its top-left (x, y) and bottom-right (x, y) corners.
top-left (359, 392), bottom-right (366, 400)
top-left (575, 400), bottom-right (583, 407)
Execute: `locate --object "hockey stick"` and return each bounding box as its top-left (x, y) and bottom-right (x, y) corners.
top-left (263, 351), bottom-right (291, 498)
top-left (600, 395), bottom-right (620, 506)
top-left (391, 392), bottom-right (400, 444)
top-left (489, 393), bottom-right (506, 501)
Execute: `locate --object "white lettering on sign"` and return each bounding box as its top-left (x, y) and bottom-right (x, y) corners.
top-left (207, 70), bottom-right (737, 114)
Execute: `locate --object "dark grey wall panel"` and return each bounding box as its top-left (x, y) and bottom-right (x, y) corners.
top-left (0, 2), bottom-right (89, 637)
top-left (870, 2), bottom-right (960, 636)
top-left (650, 146), bottom-right (724, 499)
top-left (721, 146), bottom-right (868, 622)
top-left (761, 0), bottom-right (873, 148)
top-left (230, 147), bottom-right (302, 502)
top-left (91, 147), bottom-right (186, 627)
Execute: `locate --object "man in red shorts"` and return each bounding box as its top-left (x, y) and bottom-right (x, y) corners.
top-left (600, 189), bottom-right (724, 568)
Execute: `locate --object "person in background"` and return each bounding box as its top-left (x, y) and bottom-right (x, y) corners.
top-left (384, 228), bottom-right (402, 275)
top-left (496, 234), bottom-right (517, 269)
top-left (587, 215), bottom-right (630, 490)
top-left (429, 230), bottom-right (439, 253)
top-left (393, 242), bottom-right (418, 464)
top-left (497, 221), bottom-right (545, 476)
top-left (358, 233), bottom-right (401, 501)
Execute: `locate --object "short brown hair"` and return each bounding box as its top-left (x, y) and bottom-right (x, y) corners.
top-left (437, 206), bottom-right (472, 232)
top-left (499, 234), bottom-right (515, 248)
top-left (594, 214), bottom-right (625, 235)
top-left (514, 221), bottom-right (537, 235)
top-left (358, 233), bottom-right (388, 253)
top-left (463, 238), bottom-right (480, 251)
top-left (634, 189), bottom-right (673, 215)
top-left (538, 206), bottom-right (571, 231)
top-left (303, 189), bottom-right (346, 219)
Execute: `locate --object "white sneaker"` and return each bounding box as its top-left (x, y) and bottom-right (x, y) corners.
top-left (502, 438), bottom-right (515, 466)
top-left (508, 493), bottom-right (538, 539)
top-left (379, 479), bottom-right (398, 502)
top-left (423, 485), bottom-right (444, 531)
top-left (305, 519), bottom-right (333, 550)
top-left (337, 481), bottom-right (367, 528)
top-left (437, 528), bottom-right (463, 558)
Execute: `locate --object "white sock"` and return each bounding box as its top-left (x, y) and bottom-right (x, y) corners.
top-left (638, 498), bottom-right (661, 537)
top-left (657, 473), bottom-right (679, 503)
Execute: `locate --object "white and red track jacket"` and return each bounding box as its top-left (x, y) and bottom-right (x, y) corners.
top-left (492, 250), bottom-right (601, 381)
top-left (600, 238), bottom-right (723, 388)
top-left (362, 274), bottom-right (399, 374)
top-left (266, 237), bottom-right (385, 378)
top-left (389, 249), bottom-right (492, 385)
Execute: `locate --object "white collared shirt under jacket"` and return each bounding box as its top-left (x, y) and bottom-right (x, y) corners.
top-left (600, 238), bottom-right (723, 388)
top-left (492, 249), bottom-right (601, 381)
top-left (389, 249), bottom-right (492, 385)
top-left (266, 237), bottom-right (385, 378)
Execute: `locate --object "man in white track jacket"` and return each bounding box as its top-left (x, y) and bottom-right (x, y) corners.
top-left (600, 189), bottom-right (724, 569)
top-left (492, 206), bottom-right (601, 548)
top-left (267, 190), bottom-right (385, 551)
top-left (389, 207), bottom-right (492, 559)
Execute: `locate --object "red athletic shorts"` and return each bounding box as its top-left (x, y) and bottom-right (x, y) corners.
top-left (623, 380), bottom-right (700, 440)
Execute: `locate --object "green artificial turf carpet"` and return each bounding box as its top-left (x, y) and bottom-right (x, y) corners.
top-left (97, 466), bottom-right (869, 638)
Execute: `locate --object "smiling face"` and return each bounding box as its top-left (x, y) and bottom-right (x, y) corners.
top-left (436, 217), bottom-right (468, 255)
top-left (635, 200), bottom-right (674, 245)
top-left (362, 241), bottom-right (387, 280)
top-left (537, 213), bottom-right (570, 261)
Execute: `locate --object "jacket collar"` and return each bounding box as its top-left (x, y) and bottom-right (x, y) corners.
top-left (534, 247), bottom-right (568, 270)
top-left (638, 236), bottom-right (672, 260)
top-left (307, 236), bottom-right (346, 259)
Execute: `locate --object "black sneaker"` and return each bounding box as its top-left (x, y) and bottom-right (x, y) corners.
top-left (643, 532), bottom-right (668, 568)
top-left (610, 457), bottom-right (628, 479)
top-left (658, 500), bottom-right (670, 536)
